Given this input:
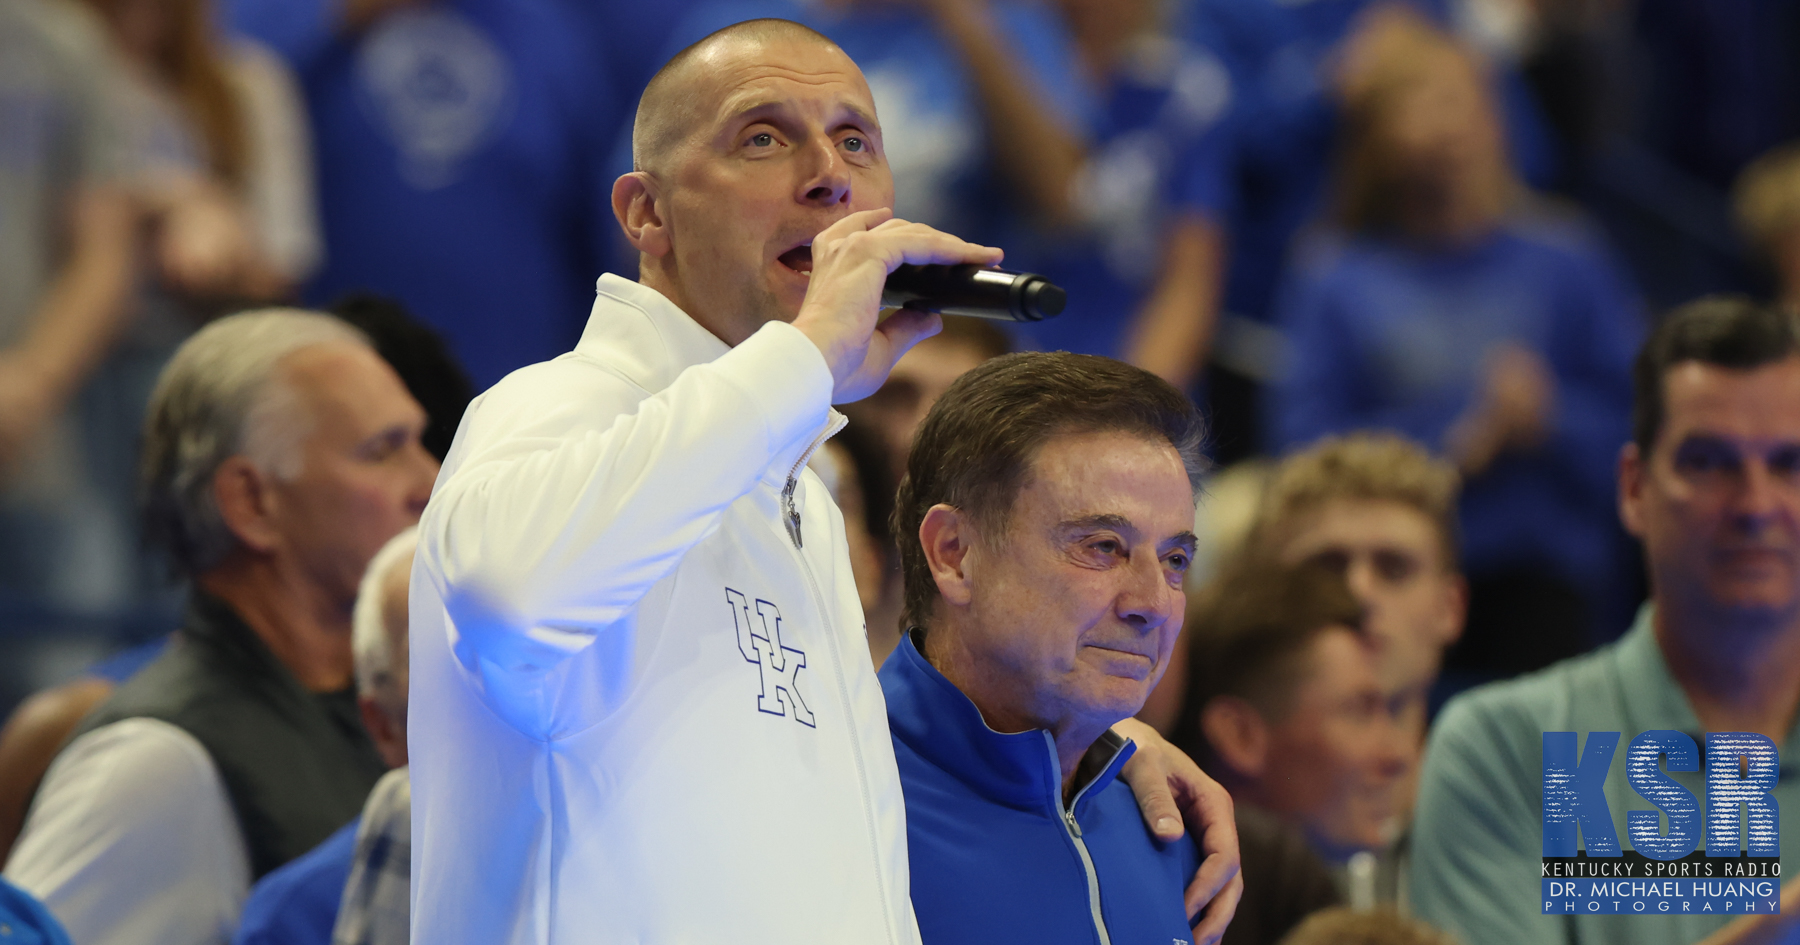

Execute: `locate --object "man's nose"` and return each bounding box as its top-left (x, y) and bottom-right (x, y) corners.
top-left (405, 443), bottom-right (440, 517)
top-left (1371, 714), bottom-right (1415, 778)
top-left (1116, 553), bottom-right (1176, 631)
top-left (1731, 460), bottom-right (1787, 532)
top-left (797, 136), bottom-right (851, 206)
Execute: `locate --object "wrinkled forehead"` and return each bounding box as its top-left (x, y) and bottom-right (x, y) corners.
top-left (690, 37), bottom-right (879, 138)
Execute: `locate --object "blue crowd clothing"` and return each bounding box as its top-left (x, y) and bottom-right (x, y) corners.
top-left (1009, 35), bottom-right (1239, 361)
top-left (880, 632), bottom-right (1200, 945)
top-left (1268, 212), bottom-right (1643, 617)
top-left (1183, 0), bottom-right (1557, 326)
top-left (232, 820), bottom-right (358, 945)
top-left (226, 0), bottom-right (621, 391)
top-left (0, 879), bottom-right (72, 945)
top-left (1410, 606), bottom-right (1800, 945)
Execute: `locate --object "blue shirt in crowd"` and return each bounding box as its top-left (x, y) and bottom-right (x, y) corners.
top-left (1181, 0), bottom-right (1555, 325)
top-left (879, 633), bottom-right (1200, 945)
top-left (1268, 212), bottom-right (1643, 613)
top-left (232, 819), bottom-right (359, 945)
top-left (1010, 36), bottom-right (1238, 361)
top-left (0, 878), bottom-right (71, 945)
top-left (228, 0), bottom-right (620, 390)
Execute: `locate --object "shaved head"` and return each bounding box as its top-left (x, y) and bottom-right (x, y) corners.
top-left (611, 17), bottom-right (890, 347)
top-left (633, 19), bottom-right (844, 175)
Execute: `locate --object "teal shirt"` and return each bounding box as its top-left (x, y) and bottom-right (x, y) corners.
top-left (1411, 606), bottom-right (1800, 944)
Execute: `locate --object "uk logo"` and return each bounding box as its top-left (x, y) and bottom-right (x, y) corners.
top-left (726, 588), bottom-right (815, 728)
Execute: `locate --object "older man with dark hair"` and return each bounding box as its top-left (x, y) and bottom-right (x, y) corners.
top-left (882, 351), bottom-right (1219, 943)
top-left (3, 309), bottom-right (439, 945)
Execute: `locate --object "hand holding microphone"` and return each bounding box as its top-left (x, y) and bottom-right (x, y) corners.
top-left (792, 210), bottom-right (1063, 403)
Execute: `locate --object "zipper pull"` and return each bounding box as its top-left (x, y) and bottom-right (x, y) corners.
top-left (782, 475), bottom-right (803, 549)
top-left (1064, 809), bottom-right (1083, 838)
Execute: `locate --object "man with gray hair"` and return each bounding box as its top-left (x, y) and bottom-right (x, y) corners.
top-left (4, 309), bottom-right (439, 945)
top-left (231, 527), bottom-right (420, 945)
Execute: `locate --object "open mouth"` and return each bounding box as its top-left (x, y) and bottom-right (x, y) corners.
top-left (777, 244), bottom-right (813, 274)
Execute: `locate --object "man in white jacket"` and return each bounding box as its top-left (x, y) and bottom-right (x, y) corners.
top-left (409, 18), bottom-right (1241, 944)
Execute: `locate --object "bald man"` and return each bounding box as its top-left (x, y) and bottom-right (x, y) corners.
top-left (410, 19), bottom-right (1239, 945)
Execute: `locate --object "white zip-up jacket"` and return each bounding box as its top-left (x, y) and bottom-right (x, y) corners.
top-left (409, 274), bottom-right (919, 945)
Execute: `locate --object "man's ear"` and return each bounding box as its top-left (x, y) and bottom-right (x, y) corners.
top-left (1200, 696), bottom-right (1270, 780)
top-left (1618, 442), bottom-right (1646, 538)
top-left (918, 504), bottom-right (975, 608)
top-left (212, 455), bottom-right (282, 555)
top-left (358, 694), bottom-right (407, 770)
top-left (612, 172), bottom-right (671, 258)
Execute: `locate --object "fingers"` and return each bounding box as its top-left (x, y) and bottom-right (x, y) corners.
top-left (1189, 872), bottom-right (1244, 945)
top-left (864, 216), bottom-right (1003, 268)
top-left (874, 306), bottom-right (943, 358)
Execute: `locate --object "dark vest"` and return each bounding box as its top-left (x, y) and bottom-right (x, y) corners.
top-left (76, 593), bottom-right (388, 879)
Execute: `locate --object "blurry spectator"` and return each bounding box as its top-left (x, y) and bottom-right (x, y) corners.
top-left (0, 877), bottom-right (72, 945)
top-left (558, 0), bottom-right (705, 105)
top-left (70, 0), bottom-right (321, 607)
top-left (1175, 561), bottom-right (1410, 863)
top-left (0, 295), bottom-right (469, 867)
top-left (1277, 906), bottom-right (1456, 945)
top-left (1409, 296), bottom-right (1800, 945)
top-left (1183, 0), bottom-right (1558, 463)
top-left (1268, 25), bottom-right (1642, 674)
top-left (1734, 143), bottom-right (1800, 315)
top-left (0, 0), bottom-right (138, 610)
top-left (3, 309), bottom-right (437, 945)
top-left (911, 0), bottom-right (1234, 388)
top-left (224, 0), bottom-right (621, 390)
top-left (81, 0), bottom-right (320, 305)
top-left (233, 528), bottom-right (417, 945)
top-left (1246, 434), bottom-right (1465, 748)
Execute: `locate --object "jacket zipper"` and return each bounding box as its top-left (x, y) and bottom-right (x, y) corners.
top-left (783, 412), bottom-right (901, 945)
top-left (1046, 731), bottom-right (1115, 945)
top-left (781, 413), bottom-right (847, 549)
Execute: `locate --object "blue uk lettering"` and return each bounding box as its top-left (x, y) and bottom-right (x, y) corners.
top-left (726, 588), bottom-right (816, 728)
top-left (1544, 731), bottom-right (1622, 857)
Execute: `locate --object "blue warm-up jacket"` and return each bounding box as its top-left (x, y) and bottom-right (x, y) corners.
top-left (880, 632), bottom-right (1201, 945)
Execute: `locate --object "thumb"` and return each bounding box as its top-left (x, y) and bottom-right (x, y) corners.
top-left (873, 307), bottom-right (943, 366)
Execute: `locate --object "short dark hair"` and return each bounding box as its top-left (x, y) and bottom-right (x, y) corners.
top-left (891, 352), bottom-right (1206, 631)
top-left (1633, 296), bottom-right (1800, 454)
top-left (1169, 558), bottom-right (1365, 769)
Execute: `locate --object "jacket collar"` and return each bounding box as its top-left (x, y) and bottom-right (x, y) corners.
top-left (576, 274), bottom-right (732, 394)
top-left (880, 630), bottom-right (1136, 818)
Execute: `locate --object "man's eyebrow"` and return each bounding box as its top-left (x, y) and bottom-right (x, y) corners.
top-left (1164, 531), bottom-right (1199, 554)
top-left (834, 103), bottom-right (878, 132)
top-left (1056, 513), bottom-right (1135, 534)
top-left (718, 98), bottom-right (878, 134)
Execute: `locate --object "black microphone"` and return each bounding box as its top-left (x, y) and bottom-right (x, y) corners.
top-left (881, 264), bottom-right (1066, 323)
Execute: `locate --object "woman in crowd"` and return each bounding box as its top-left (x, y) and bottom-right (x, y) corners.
top-left (83, 0), bottom-right (319, 310)
top-left (1267, 19), bottom-right (1642, 681)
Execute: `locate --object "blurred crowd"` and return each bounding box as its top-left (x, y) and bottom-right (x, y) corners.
top-left (3, 0), bottom-right (1800, 943)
